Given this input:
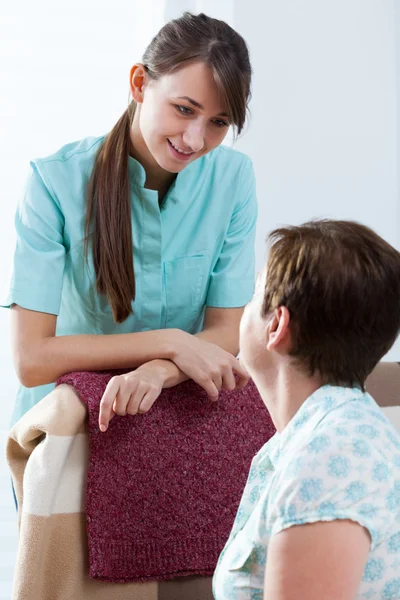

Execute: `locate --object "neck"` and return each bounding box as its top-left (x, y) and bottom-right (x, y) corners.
top-left (253, 363), bottom-right (323, 432)
top-left (130, 118), bottom-right (176, 196)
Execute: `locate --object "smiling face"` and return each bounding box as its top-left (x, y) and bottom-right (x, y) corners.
top-left (130, 61), bottom-right (230, 177)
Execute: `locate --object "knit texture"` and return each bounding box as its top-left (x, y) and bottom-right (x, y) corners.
top-left (56, 371), bottom-right (275, 583)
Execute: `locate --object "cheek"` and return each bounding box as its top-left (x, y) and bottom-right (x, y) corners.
top-left (138, 108), bottom-right (154, 144)
top-left (206, 127), bottom-right (228, 150)
top-left (239, 307), bottom-right (251, 340)
top-left (139, 100), bottom-right (169, 138)
top-left (239, 306), bottom-right (266, 367)
top-left (239, 306), bottom-right (257, 354)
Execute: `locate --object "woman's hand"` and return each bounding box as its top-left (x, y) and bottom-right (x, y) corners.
top-left (98, 361), bottom-right (170, 432)
top-left (98, 328), bottom-right (249, 432)
top-left (168, 330), bottom-right (250, 399)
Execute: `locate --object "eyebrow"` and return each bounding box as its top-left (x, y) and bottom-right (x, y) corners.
top-left (176, 96), bottom-right (228, 118)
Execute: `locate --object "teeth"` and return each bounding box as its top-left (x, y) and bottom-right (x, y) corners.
top-left (169, 140), bottom-right (192, 155)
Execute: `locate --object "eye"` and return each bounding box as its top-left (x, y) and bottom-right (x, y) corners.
top-left (175, 105), bottom-right (193, 116)
top-left (212, 118), bottom-right (229, 128)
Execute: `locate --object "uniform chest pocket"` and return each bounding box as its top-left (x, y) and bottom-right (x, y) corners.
top-left (164, 253), bottom-right (210, 332)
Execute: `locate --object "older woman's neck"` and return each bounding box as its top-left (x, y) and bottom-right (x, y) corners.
top-left (256, 365), bottom-right (323, 433)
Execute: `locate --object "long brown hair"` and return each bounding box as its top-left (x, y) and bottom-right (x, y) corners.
top-left (85, 12), bottom-right (252, 323)
top-left (262, 220), bottom-right (400, 389)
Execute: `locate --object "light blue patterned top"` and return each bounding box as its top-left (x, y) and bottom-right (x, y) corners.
top-left (1, 136), bottom-right (257, 426)
top-left (213, 385), bottom-right (400, 600)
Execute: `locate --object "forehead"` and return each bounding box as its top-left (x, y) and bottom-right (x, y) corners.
top-left (153, 61), bottom-right (226, 112)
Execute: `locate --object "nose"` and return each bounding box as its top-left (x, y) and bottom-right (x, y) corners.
top-left (182, 121), bottom-right (205, 153)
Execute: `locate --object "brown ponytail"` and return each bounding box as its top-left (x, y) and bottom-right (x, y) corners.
top-left (85, 102), bottom-right (136, 323)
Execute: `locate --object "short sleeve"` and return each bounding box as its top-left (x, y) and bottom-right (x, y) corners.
top-left (0, 161), bottom-right (66, 315)
top-left (266, 435), bottom-right (396, 551)
top-left (205, 157), bottom-right (258, 308)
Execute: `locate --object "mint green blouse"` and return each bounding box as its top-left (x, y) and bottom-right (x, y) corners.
top-left (2, 135), bottom-right (258, 426)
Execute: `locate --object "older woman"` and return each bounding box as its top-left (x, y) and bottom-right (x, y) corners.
top-left (213, 219), bottom-right (400, 600)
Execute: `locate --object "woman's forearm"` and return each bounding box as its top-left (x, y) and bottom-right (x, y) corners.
top-left (13, 304), bottom-right (242, 389)
top-left (18, 329), bottom-right (178, 387)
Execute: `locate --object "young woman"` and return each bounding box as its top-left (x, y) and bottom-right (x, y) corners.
top-left (2, 12), bottom-right (257, 431)
top-left (213, 220), bottom-right (400, 600)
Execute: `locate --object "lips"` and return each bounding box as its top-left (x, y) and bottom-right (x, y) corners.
top-left (166, 138), bottom-right (195, 163)
top-left (167, 138), bottom-right (194, 155)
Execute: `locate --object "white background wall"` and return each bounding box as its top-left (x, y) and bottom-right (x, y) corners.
top-left (1, 1), bottom-right (399, 595)
top-left (234, 0), bottom-right (399, 259)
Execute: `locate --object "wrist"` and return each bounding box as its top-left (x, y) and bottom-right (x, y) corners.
top-left (158, 328), bottom-right (186, 360)
top-left (146, 358), bottom-right (182, 387)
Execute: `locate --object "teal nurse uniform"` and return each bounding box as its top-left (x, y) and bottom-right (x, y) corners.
top-left (1, 135), bottom-right (258, 426)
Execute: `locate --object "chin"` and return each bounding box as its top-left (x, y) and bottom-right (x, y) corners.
top-left (157, 155), bottom-right (188, 174)
top-left (240, 344), bottom-right (268, 382)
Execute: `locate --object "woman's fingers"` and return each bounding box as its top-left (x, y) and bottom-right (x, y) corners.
top-left (221, 366), bottom-right (237, 391)
top-left (138, 387), bottom-right (162, 414)
top-left (98, 377), bottom-right (121, 432)
top-left (126, 380), bottom-right (150, 415)
top-left (170, 336), bottom-right (251, 396)
top-left (98, 356), bottom-right (248, 433)
top-left (212, 372), bottom-right (223, 392)
top-left (196, 374), bottom-right (220, 400)
top-left (126, 392), bottom-right (142, 416)
top-left (232, 360), bottom-right (250, 389)
top-left (98, 368), bottom-right (165, 430)
top-left (113, 391), bottom-right (129, 416)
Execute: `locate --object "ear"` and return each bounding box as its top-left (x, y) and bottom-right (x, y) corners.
top-left (266, 306), bottom-right (291, 352)
top-left (129, 63), bottom-right (148, 103)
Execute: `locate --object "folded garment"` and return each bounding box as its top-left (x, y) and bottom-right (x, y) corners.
top-left (56, 372), bottom-right (275, 583)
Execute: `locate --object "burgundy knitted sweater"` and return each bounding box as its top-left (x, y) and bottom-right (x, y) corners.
top-left (57, 371), bottom-right (275, 583)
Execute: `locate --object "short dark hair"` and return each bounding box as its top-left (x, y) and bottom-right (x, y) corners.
top-left (262, 219), bottom-right (400, 390)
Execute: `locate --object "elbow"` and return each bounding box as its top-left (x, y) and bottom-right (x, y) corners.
top-left (14, 348), bottom-right (45, 388)
top-left (15, 361), bottom-right (37, 388)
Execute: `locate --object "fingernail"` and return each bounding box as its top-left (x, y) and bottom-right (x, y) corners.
top-left (99, 424), bottom-right (107, 432)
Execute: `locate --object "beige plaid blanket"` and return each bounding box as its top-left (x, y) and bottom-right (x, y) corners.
top-left (6, 383), bottom-right (214, 600)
